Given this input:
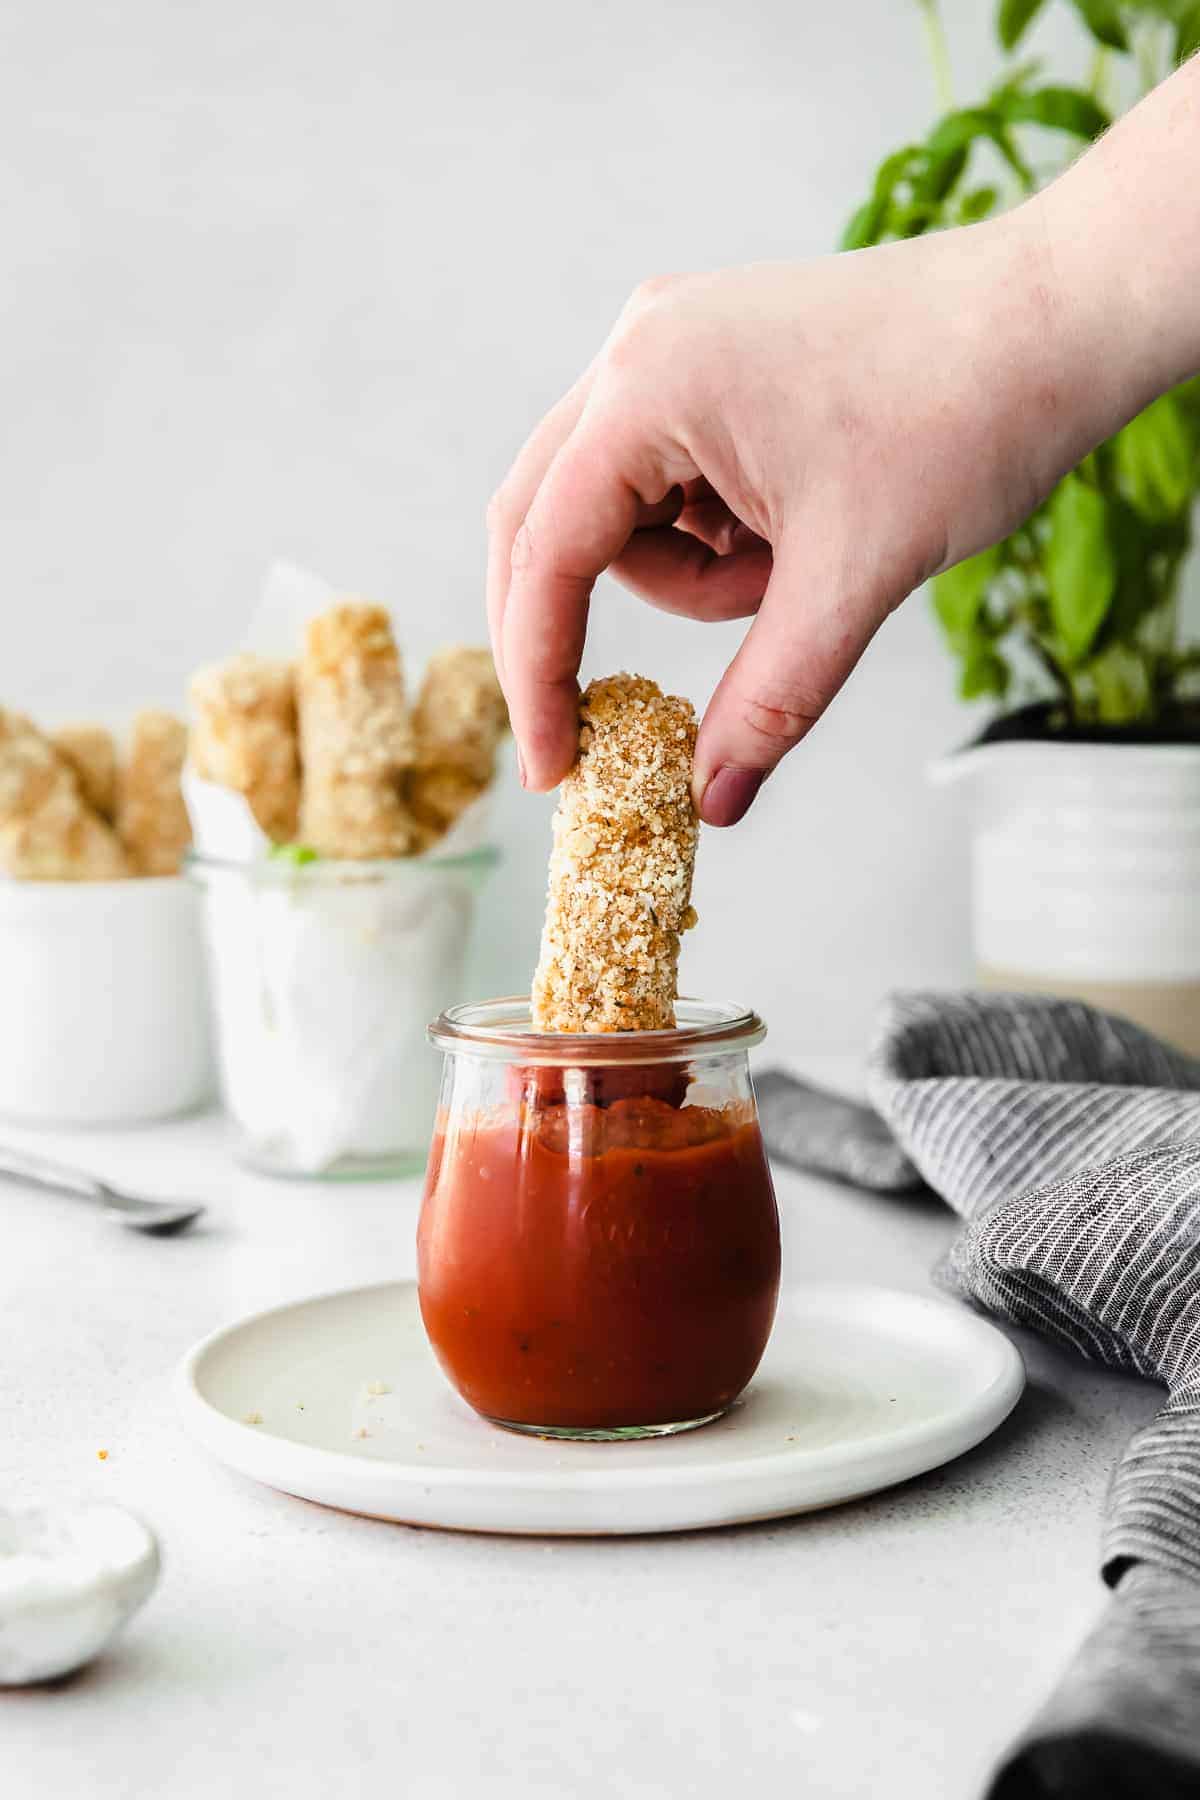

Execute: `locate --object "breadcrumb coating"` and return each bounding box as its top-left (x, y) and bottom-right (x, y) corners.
top-left (297, 603), bottom-right (419, 858)
top-left (413, 647), bottom-right (507, 783)
top-left (51, 725), bottom-right (118, 823)
top-left (409, 646), bottom-right (508, 835)
top-left (531, 673), bottom-right (699, 1032)
top-left (409, 767), bottom-right (487, 842)
top-left (189, 653), bottom-right (300, 843)
top-left (117, 710), bottom-right (192, 876)
top-left (0, 709), bottom-right (130, 880)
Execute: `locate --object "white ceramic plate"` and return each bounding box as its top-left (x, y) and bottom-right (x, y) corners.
top-left (176, 1281), bottom-right (1024, 1536)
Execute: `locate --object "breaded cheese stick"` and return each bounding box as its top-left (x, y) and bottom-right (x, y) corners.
top-left (51, 725), bottom-right (118, 822)
top-left (189, 653), bottom-right (300, 843)
top-left (297, 603), bottom-right (418, 858)
top-left (117, 710), bottom-right (192, 876)
top-left (0, 709), bottom-right (130, 880)
top-left (409, 646), bottom-right (508, 835)
top-left (531, 673), bottom-right (699, 1032)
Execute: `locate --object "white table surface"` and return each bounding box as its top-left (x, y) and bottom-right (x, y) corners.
top-left (1, 1059), bottom-right (1162, 1800)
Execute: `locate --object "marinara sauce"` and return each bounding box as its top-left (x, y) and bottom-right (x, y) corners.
top-left (417, 1071), bottom-right (780, 1434)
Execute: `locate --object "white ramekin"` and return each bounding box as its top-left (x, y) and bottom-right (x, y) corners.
top-left (0, 877), bottom-right (215, 1125)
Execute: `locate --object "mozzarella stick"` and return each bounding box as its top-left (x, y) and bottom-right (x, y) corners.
top-left (51, 725), bottom-right (118, 822)
top-left (297, 603), bottom-right (418, 859)
top-left (117, 710), bottom-right (191, 876)
top-left (0, 709), bottom-right (130, 880)
top-left (531, 673), bottom-right (699, 1032)
top-left (189, 653), bottom-right (300, 843)
top-left (409, 646), bottom-right (508, 835)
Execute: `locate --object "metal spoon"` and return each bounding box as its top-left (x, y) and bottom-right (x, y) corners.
top-left (0, 1144), bottom-right (204, 1236)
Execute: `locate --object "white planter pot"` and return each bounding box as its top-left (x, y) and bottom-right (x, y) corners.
top-left (0, 877), bottom-right (215, 1125)
top-left (934, 740), bottom-right (1200, 1056)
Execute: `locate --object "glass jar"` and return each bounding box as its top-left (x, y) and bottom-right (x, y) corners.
top-left (189, 847), bottom-right (498, 1178)
top-left (418, 998), bottom-right (780, 1440)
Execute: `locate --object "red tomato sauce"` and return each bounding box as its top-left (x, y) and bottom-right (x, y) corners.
top-left (417, 1093), bottom-right (780, 1430)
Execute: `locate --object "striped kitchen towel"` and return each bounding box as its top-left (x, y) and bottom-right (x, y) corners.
top-left (756, 991), bottom-right (1200, 1800)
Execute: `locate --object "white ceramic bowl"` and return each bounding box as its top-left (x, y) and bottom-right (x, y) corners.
top-left (0, 877), bottom-right (214, 1125)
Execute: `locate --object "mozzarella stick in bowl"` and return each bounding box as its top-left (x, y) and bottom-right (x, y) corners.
top-left (410, 647), bottom-right (508, 837)
top-left (189, 653), bottom-right (300, 844)
top-left (532, 673), bottom-right (699, 1033)
top-left (0, 709), bottom-right (130, 880)
top-left (51, 725), bottom-right (118, 823)
top-left (117, 710), bottom-right (192, 876)
top-left (297, 603), bottom-right (419, 859)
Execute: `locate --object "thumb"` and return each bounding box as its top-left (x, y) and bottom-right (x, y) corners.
top-left (692, 532), bottom-right (892, 826)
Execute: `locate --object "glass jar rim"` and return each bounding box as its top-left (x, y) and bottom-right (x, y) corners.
top-left (185, 845), bottom-right (501, 885)
top-left (427, 996), bottom-right (766, 1064)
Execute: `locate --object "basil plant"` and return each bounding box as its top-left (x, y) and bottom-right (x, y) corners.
top-left (845, 0), bottom-right (1200, 728)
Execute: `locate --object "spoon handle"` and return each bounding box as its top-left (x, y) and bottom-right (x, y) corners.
top-left (0, 1144), bottom-right (107, 1203)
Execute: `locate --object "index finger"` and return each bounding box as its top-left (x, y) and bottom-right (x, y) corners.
top-left (501, 411), bottom-right (684, 789)
top-left (486, 371), bottom-right (593, 690)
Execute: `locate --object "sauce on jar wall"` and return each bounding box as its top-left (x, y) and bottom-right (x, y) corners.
top-left (418, 1084), bottom-right (780, 1432)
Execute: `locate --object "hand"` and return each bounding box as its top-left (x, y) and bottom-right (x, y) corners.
top-left (487, 208), bottom-right (1139, 824)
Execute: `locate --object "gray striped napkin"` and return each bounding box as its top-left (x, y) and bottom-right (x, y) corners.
top-left (756, 991), bottom-right (1200, 1800)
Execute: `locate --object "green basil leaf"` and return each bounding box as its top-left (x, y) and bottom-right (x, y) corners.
top-left (268, 843), bottom-right (320, 866)
top-left (932, 546), bottom-right (1002, 651)
top-left (988, 124), bottom-right (1035, 187)
top-left (989, 57), bottom-right (1044, 99)
top-left (1139, 0), bottom-right (1199, 24)
top-left (891, 202), bottom-right (938, 238)
top-left (1070, 0), bottom-right (1128, 49)
top-left (927, 108), bottom-right (1034, 188)
top-left (960, 643), bottom-right (1011, 701)
top-left (998, 84), bottom-right (1110, 137)
top-left (1076, 448), bottom-right (1105, 489)
top-left (926, 108), bottom-right (995, 157)
top-left (1174, 373), bottom-right (1200, 425)
top-left (1097, 502), bottom-right (1172, 647)
top-left (957, 185), bottom-right (1000, 222)
top-left (1113, 393), bottom-right (1195, 521)
top-left (1176, 2), bottom-right (1200, 61)
top-left (841, 198), bottom-right (887, 251)
top-left (997, 0), bottom-right (1049, 48)
top-left (872, 145), bottom-right (922, 204)
top-left (915, 145), bottom-right (968, 203)
top-left (1088, 644), bottom-right (1151, 724)
top-left (1044, 473), bottom-right (1118, 662)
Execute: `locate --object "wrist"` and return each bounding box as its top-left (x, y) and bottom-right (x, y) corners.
top-left (1025, 59), bottom-right (1200, 438)
top-left (987, 194), bottom-right (1144, 500)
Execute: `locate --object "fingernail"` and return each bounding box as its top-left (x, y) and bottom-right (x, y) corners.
top-left (516, 745), bottom-right (528, 788)
top-left (699, 765), bottom-right (765, 828)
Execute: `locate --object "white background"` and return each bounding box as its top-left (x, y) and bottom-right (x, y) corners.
top-left (2, 0), bottom-right (1096, 1050)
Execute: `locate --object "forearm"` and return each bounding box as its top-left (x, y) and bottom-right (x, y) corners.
top-left (489, 58), bottom-right (1200, 807)
top-left (1032, 56), bottom-right (1200, 457)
